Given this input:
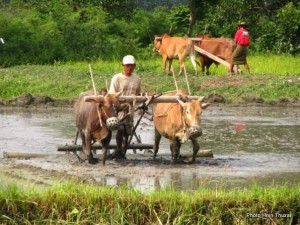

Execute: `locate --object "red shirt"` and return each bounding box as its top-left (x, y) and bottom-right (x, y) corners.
top-left (234, 28), bottom-right (250, 46)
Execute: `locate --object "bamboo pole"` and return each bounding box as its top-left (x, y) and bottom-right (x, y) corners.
top-left (3, 151), bottom-right (50, 159)
top-left (170, 65), bottom-right (179, 93)
top-left (154, 37), bottom-right (203, 42)
top-left (194, 45), bottom-right (230, 68)
top-left (84, 95), bottom-right (202, 103)
top-left (89, 64), bottom-right (102, 127)
top-left (183, 65), bottom-right (191, 95)
top-left (56, 145), bottom-right (213, 158)
top-left (3, 149), bottom-right (213, 159)
top-left (57, 143), bottom-right (153, 152)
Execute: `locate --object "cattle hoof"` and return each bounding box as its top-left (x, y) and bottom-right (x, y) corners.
top-left (88, 157), bottom-right (99, 164)
top-left (170, 159), bottom-right (178, 165)
top-left (109, 152), bottom-right (125, 160)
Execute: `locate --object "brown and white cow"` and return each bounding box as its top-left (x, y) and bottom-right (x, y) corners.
top-left (74, 90), bottom-right (121, 165)
top-left (196, 34), bottom-right (236, 75)
top-left (153, 33), bottom-right (198, 76)
top-left (153, 89), bottom-right (209, 164)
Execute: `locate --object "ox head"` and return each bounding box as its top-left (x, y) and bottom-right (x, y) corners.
top-left (153, 35), bottom-right (162, 52)
top-left (177, 97), bottom-right (210, 138)
top-left (93, 92), bottom-right (122, 130)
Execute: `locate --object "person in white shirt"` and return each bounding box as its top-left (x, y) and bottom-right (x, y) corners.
top-left (109, 55), bottom-right (141, 159)
top-left (109, 55), bottom-right (141, 95)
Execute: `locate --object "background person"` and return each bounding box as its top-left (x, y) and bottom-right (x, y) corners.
top-left (229, 22), bottom-right (251, 74)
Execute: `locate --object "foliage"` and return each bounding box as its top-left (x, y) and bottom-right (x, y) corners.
top-left (0, 0), bottom-right (300, 66)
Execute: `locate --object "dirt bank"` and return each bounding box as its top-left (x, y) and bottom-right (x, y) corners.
top-left (1, 92), bottom-right (300, 108)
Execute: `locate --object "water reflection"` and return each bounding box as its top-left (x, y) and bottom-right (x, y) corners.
top-left (92, 169), bottom-right (300, 193)
top-left (0, 106), bottom-right (300, 192)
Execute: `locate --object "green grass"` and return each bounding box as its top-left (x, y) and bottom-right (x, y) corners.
top-left (0, 181), bottom-right (299, 224)
top-left (0, 54), bottom-right (300, 103)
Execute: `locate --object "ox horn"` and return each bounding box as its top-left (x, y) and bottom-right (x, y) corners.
top-left (177, 99), bottom-right (186, 107)
top-left (198, 96), bottom-right (205, 102)
top-left (116, 91), bottom-right (122, 97)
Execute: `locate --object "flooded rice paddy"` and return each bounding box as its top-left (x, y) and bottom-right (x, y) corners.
top-left (0, 106), bottom-right (299, 192)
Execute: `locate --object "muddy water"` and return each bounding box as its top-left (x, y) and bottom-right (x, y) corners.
top-left (0, 106), bottom-right (300, 192)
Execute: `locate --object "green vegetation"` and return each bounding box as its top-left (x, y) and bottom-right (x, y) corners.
top-left (0, 182), bottom-right (299, 224)
top-left (0, 54), bottom-right (299, 104)
top-left (0, 0), bottom-right (299, 66)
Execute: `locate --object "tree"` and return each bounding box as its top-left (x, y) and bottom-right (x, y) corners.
top-left (187, 0), bottom-right (196, 36)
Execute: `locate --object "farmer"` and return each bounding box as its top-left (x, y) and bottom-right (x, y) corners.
top-left (109, 55), bottom-right (141, 158)
top-left (229, 22), bottom-right (251, 74)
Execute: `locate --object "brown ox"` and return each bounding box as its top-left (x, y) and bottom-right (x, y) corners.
top-left (153, 33), bottom-right (198, 76)
top-left (196, 34), bottom-right (235, 75)
top-left (74, 90), bottom-right (121, 165)
top-left (153, 89), bottom-right (209, 164)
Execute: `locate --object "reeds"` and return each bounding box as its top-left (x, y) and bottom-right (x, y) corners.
top-left (1, 182), bottom-right (299, 224)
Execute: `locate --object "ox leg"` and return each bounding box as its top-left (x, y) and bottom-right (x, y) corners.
top-left (168, 59), bottom-right (173, 76)
top-left (78, 129), bottom-right (86, 153)
top-left (73, 130), bottom-right (79, 144)
top-left (112, 124), bottom-right (126, 160)
top-left (122, 133), bottom-right (129, 158)
top-left (85, 132), bottom-right (99, 164)
top-left (190, 137), bottom-right (200, 163)
top-left (205, 63), bottom-right (210, 75)
top-left (205, 58), bottom-right (213, 75)
top-left (200, 55), bottom-right (205, 75)
top-left (170, 138), bottom-right (181, 164)
top-left (101, 132), bottom-right (112, 166)
top-left (153, 128), bottom-right (162, 160)
top-left (178, 57), bottom-right (183, 76)
top-left (162, 56), bottom-right (168, 73)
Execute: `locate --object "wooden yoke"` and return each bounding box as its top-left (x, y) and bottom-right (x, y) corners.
top-left (84, 95), bottom-right (204, 104)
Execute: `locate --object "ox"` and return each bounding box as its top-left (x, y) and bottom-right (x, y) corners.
top-left (197, 34), bottom-right (235, 75)
top-left (74, 90), bottom-right (121, 165)
top-left (153, 33), bottom-right (198, 76)
top-left (153, 89), bottom-right (209, 164)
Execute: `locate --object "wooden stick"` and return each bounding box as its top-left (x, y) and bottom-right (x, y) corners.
top-left (3, 151), bottom-right (50, 159)
top-left (84, 95), bottom-right (203, 103)
top-left (127, 95), bottom-right (160, 146)
top-left (58, 143), bottom-right (153, 151)
top-left (105, 79), bottom-right (108, 91)
top-left (89, 64), bottom-right (97, 94)
top-left (89, 64), bottom-right (102, 127)
top-left (194, 45), bottom-right (230, 68)
top-left (57, 145), bottom-right (213, 158)
top-left (171, 65), bottom-right (179, 93)
top-left (183, 65), bottom-right (191, 95)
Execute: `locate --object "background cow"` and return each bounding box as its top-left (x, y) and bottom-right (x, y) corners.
top-left (153, 33), bottom-right (198, 76)
top-left (74, 90), bottom-right (121, 165)
top-left (196, 34), bottom-right (236, 75)
top-left (152, 89), bottom-right (209, 164)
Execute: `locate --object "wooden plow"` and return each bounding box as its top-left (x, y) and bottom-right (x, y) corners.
top-left (56, 93), bottom-right (213, 158)
top-left (155, 36), bottom-right (235, 71)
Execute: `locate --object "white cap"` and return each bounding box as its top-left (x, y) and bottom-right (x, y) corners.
top-left (122, 55), bottom-right (136, 65)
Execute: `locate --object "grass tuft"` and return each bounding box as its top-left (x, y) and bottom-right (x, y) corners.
top-left (0, 181), bottom-right (299, 224)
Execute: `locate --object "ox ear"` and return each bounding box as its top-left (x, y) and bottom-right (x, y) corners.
top-left (177, 99), bottom-right (186, 107)
top-left (198, 96), bottom-right (210, 109)
top-left (201, 103), bottom-right (210, 109)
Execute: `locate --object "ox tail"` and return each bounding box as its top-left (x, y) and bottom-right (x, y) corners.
top-left (189, 45), bottom-right (200, 75)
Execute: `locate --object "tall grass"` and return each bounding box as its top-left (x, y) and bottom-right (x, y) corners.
top-left (0, 54), bottom-right (299, 102)
top-left (0, 182), bottom-right (299, 224)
